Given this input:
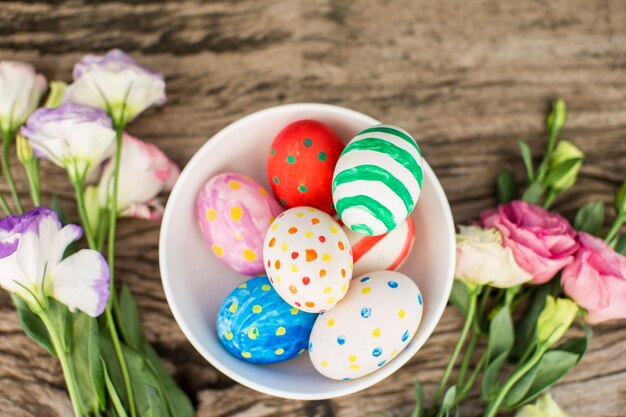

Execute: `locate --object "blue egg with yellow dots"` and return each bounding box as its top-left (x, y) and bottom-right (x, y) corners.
top-left (217, 275), bottom-right (318, 364)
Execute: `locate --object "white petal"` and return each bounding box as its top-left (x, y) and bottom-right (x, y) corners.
top-left (51, 249), bottom-right (110, 317)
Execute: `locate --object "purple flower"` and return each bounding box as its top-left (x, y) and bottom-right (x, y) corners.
top-left (21, 103), bottom-right (116, 180)
top-left (64, 49), bottom-right (166, 125)
top-left (0, 207), bottom-right (110, 317)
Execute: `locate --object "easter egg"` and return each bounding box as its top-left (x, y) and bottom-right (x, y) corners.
top-left (196, 173), bottom-right (283, 275)
top-left (332, 124), bottom-right (424, 236)
top-left (267, 120), bottom-right (345, 214)
top-left (263, 207), bottom-right (353, 313)
top-left (308, 271), bottom-right (423, 380)
top-left (217, 275), bottom-right (317, 364)
top-left (343, 216), bottom-right (415, 277)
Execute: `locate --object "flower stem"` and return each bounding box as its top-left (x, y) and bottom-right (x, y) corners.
top-left (39, 310), bottom-right (84, 417)
top-left (482, 345), bottom-right (548, 417)
top-left (605, 213), bottom-right (625, 243)
top-left (71, 177), bottom-right (97, 249)
top-left (25, 161), bottom-right (41, 206)
top-left (1, 128), bottom-right (24, 213)
top-left (543, 189), bottom-right (557, 210)
top-left (427, 288), bottom-right (480, 416)
top-left (457, 329), bottom-right (479, 387)
top-left (0, 192), bottom-right (10, 215)
top-left (104, 123), bottom-right (137, 417)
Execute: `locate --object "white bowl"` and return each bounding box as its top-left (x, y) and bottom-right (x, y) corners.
top-left (159, 103), bottom-right (455, 400)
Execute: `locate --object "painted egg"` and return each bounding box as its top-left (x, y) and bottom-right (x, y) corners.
top-left (196, 173), bottom-right (283, 275)
top-left (217, 275), bottom-right (317, 364)
top-left (263, 207), bottom-right (353, 313)
top-left (267, 120), bottom-right (345, 214)
top-left (308, 270), bottom-right (423, 380)
top-left (332, 124), bottom-right (424, 236)
top-left (343, 216), bottom-right (415, 277)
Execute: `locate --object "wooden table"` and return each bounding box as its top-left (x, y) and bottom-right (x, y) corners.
top-left (1, 1), bottom-right (625, 416)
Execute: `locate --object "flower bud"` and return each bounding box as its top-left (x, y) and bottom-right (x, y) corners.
top-left (614, 179), bottom-right (626, 215)
top-left (514, 394), bottom-right (570, 417)
top-left (537, 296), bottom-right (578, 347)
top-left (547, 140), bottom-right (583, 192)
top-left (547, 99), bottom-right (567, 134)
top-left (15, 133), bottom-right (34, 164)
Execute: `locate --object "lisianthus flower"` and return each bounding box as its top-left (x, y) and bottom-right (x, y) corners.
top-left (480, 201), bottom-right (578, 284)
top-left (21, 103), bottom-right (116, 181)
top-left (514, 393), bottom-right (570, 417)
top-left (0, 207), bottom-right (109, 316)
top-left (456, 225), bottom-right (532, 288)
top-left (561, 232), bottom-right (626, 324)
top-left (64, 49), bottom-right (165, 125)
top-left (95, 133), bottom-right (179, 220)
top-left (0, 61), bottom-right (47, 132)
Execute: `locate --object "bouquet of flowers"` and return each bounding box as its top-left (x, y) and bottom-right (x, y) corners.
top-left (414, 100), bottom-right (626, 417)
top-left (0, 51), bottom-right (192, 417)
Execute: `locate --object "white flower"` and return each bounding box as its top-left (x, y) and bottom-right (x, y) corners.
top-left (456, 225), bottom-right (533, 288)
top-left (515, 394), bottom-right (570, 417)
top-left (0, 61), bottom-right (47, 132)
top-left (21, 103), bottom-right (116, 181)
top-left (0, 207), bottom-right (109, 317)
top-left (96, 133), bottom-right (179, 220)
top-left (64, 49), bottom-right (165, 125)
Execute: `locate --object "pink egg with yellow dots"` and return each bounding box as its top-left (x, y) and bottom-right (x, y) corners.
top-left (263, 207), bottom-right (353, 313)
top-left (196, 173), bottom-right (283, 275)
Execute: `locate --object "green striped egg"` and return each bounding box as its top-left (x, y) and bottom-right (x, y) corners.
top-left (332, 124), bottom-right (423, 236)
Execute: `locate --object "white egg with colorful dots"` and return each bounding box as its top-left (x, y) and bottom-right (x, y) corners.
top-left (308, 270), bottom-right (423, 380)
top-left (263, 207), bottom-right (353, 313)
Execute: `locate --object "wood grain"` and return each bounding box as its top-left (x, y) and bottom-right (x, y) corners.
top-left (1, 0), bottom-right (626, 416)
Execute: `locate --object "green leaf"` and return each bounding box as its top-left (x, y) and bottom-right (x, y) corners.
top-left (411, 382), bottom-right (425, 417)
top-left (497, 169), bottom-right (517, 203)
top-left (141, 341), bottom-right (194, 417)
top-left (512, 285), bottom-right (549, 361)
top-left (488, 307), bottom-right (514, 360)
top-left (99, 327), bottom-right (129, 408)
top-left (102, 358), bottom-right (129, 417)
top-left (69, 312), bottom-right (105, 412)
top-left (613, 235), bottom-right (626, 254)
top-left (518, 141), bottom-right (535, 181)
top-left (502, 360), bottom-right (540, 408)
top-left (574, 200), bottom-right (605, 235)
top-left (481, 351), bottom-right (507, 400)
top-left (544, 158), bottom-right (583, 187)
top-left (521, 181), bottom-right (545, 204)
top-left (504, 334), bottom-right (590, 410)
top-left (50, 194), bottom-right (68, 223)
top-left (11, 295), bottom-right (55, 356)
top-left (118, 284), bottom-right (144, 350)
top-left (449, 280), bottom-right (470, 316)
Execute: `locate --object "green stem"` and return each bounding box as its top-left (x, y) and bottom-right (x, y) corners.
top-left (104, 123), bottom-right (137, 417)
top-left (1, 128), bottom-right (24, 213)
top-left (427, 288), bottom-right (480, 417)
top-left (457, 329), bottom-right (479, 387)
top-left (483, 346), bottom-right (548, 417)
top-left (605, 214), bottom-right (625, 243)
top-left (96, 209), bottom-right (109, 252)
top-left (39, 310), bottom-right (84, 417)
top-left (0, 192), bottom-right (10, 215)
top-left (25, 161), bottom-right (41, 206)
top-left (71, 176), bottom-right (97, 249)
top-left (459, 349), bottom-right (487, 400)
top-left (543, 189), bottom-right (557, 209)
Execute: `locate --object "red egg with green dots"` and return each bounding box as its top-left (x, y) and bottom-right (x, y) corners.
top-left (267, 120), bottom-right (345, 214)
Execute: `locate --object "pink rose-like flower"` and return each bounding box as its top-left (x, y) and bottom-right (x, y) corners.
top-left (480, 201), bottom-right (578, 284)
top-left (562, 232), bottom-right (626, 324)
top-left (98, 133), bottom-right (179, 220)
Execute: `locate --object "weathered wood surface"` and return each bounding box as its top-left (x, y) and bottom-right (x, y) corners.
top-left (1, 0), bottom-right (626, 416)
